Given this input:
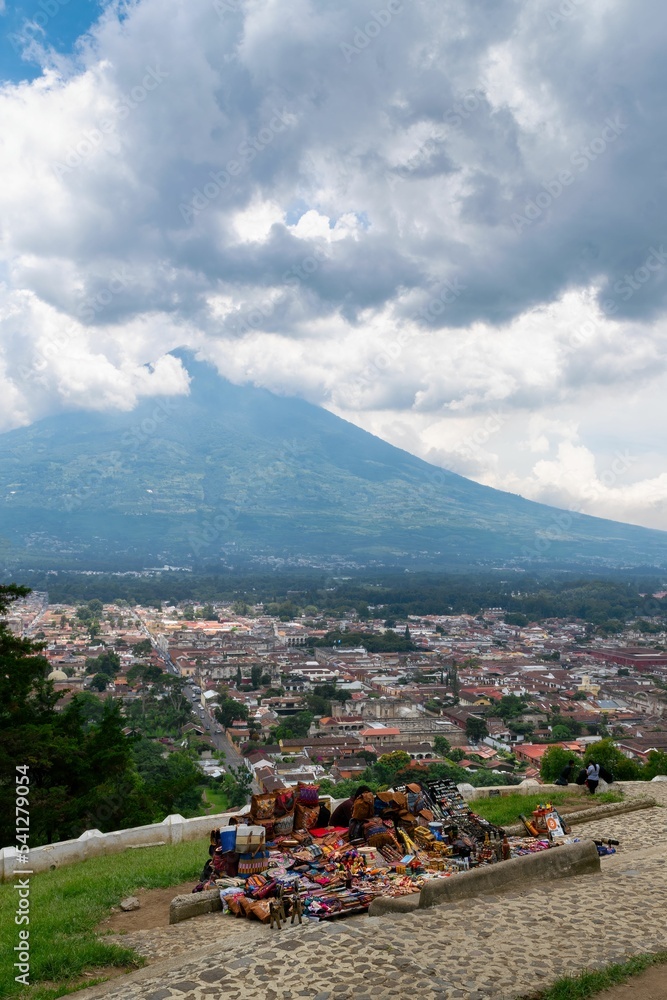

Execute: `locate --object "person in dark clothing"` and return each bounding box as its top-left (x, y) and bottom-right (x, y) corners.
top-left (555, 759), bottom-right (577, 786)
top-left (330, 797), bottom-right (354, 827)
top-left (329, 785), bottom-right (373, 827)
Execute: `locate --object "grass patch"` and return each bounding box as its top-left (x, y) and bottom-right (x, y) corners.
top-left (201, 786), bottom-right (230, 814)
top-left (471, 790), bottom-right (623, 828)
top-left (523, 950), bottom-right (667, 1000)
top-left (0, 836), bottom-right (209, 999)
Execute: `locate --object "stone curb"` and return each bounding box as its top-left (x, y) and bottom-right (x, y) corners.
top-left (504, 797), bottom-right (657, 836)
top-left (369, 839), bottom-right (600, 916)
top-left (367, 892), bottom-right (421, 916)
top-left (169, 888), bottom-right (221, 924)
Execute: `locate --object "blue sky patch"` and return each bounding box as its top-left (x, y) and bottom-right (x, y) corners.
top-left (0, 0), bottom-right (103, 83)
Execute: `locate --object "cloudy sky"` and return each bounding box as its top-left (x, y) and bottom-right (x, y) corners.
top-left (1, 0), bottom-right (667, 529)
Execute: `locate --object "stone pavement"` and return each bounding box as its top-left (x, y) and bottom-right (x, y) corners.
top-left (83, 782), bottom-right (667, 1000)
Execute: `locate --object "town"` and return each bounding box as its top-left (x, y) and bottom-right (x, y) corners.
top-left (12, 586), bottom-right (667, 813)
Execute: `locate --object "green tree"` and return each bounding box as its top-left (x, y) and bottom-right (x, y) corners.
top-left (306, 692), bottom-right (332, 716)
top-left (89, 674), bottom-right (109, 692)
top-left (540, 745), bottom-right (578, 782)
top-left (85, 651), bottom-right (120, 678)
top-left (124, 671), bottom-right (190, 737)
top-left (127, 663), bottom-right (163, 687)
top-left (272, 711), bottom-right (314, 741)
top-left (551, 724), bottom-right (573, 740)
top-left (71, 691), bottom-right (105, 725)
top-left (504, 613), bottom-right (528, 626)
top-left (447, 747), bottom-right (465, 762)
top-left (215, 695), bottom-right (250, 729)
top-left (595, 619), bottom-right (624, 636)
top-left (0, 602), bottom-right (152, 846)
top-left (77, 701), bottom-right (152, 834)
top-left (318, 777), bottom-right (381, 798)
top-left (400, 760), bottom-right (468, 786)
top-left (132, 739), bottom-right (204, 817)
top-left (644, 750), bottom-right (667, 779)
top-left (377, 750), bottom-right (412, 774)
top-left (250, 664), bottom-right (263, 689)
top-left (495, 694), bottom-right (529, 722)
top-left (583, 738), bottom-right (643, 780)
top-left (220, 764), bottom-right (253, 808)
top-left (0, 586), bottom-right (57, 723)
top-left (132, 639), bottom-right (152, 657)
top-left (509, 720), bottom-right (535, 738)
top-left (468, 770), bottom-right (520, 787)
top-left (465, 716), bottom-right (489, 742)
top-left (548, 711), bottom-right (582, 737)
top-left (433, 735), bottom-right (451, 757)
top-left (313, 629), bottom-right (415, 653)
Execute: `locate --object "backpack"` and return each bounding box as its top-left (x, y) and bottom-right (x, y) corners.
top-left (351, 791), bottom-right (375, 821)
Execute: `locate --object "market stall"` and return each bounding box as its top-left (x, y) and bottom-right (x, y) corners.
top-left (192, 780), bottom-right (553, 924)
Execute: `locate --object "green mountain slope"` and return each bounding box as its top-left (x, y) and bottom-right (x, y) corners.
top-left (1, 354), bottom-right (666, 570)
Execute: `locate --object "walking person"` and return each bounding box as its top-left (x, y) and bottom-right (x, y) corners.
top-left (586, 761), bottom-right (601, 794)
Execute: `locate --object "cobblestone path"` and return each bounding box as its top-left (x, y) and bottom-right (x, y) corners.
top-left (79, 781), bottom-right (667, 1000)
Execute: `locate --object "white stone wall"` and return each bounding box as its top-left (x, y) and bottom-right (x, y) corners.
top-left (4, 781), bottom-right (661, 882)
top-left (0, 806), bottom-right (248, 882)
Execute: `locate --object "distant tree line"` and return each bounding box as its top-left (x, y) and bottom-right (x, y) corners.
top-left (13, 569), bottom-right (667, 628)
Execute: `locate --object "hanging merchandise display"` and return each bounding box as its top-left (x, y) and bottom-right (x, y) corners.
top-left (193, 781), bottom-right (562, 925)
